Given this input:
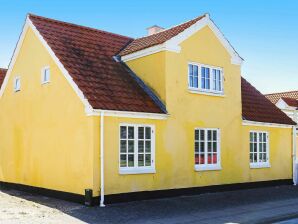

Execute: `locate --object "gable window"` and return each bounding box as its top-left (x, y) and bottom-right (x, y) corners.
top-left (41, 66), bottom-right (50, 84)
top-left (188, 63), bottom-right (223, 94)
top-left (249, 131), bottom-right (270, 168)
top-left (13, 76), bottom-right (21, 92)
top-left (119, 124), bottom-right (155, 174)
top-left (194, 128), bottom-right (221, 171)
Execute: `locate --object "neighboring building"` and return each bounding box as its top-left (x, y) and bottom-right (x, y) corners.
top-left (0, 14), bottom-right (296, 206)
top-left (266, 91), bottom-right (298, 123)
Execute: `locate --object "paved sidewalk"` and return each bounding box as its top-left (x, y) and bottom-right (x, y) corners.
top-left (2, 185), bottom-right (298, 223)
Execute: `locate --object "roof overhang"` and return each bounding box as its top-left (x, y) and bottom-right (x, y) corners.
top-left (87, 109), bottom-right (168, 120)
top-left (121, 14), bottom-right (243, 66)
top-left (242, 120), bottom-right (295, 129)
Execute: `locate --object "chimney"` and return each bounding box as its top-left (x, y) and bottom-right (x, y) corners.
top-left (146, 25), bottom-right (164, 36)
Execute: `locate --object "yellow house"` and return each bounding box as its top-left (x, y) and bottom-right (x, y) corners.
top-left (0, 14), bottom-right (296, 206)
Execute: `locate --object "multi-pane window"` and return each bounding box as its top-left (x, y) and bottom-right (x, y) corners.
top-left (249, 131), bottom-right (269, 168)
top-left (41, 67), bottom-right (50, 84)
top-left (212, 69), bottom-right (222, 91)
top-left (188, 64), bottom-right (199, 88)
top-left (13, 76), bottom-right (21, 92)
top-left (188, 63), bottom-right (223, 94)
top-left (120, 124), bottom-right (155, 174)
top-left (195, 128), bottom-right (221, 170)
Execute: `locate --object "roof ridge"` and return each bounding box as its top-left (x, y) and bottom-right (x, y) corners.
top-left (265, 90), bottom-right (298, 96)
top-left (135, 14), bottom-right (206, 40)
top-left (28, 13), bottom-right (133, 40)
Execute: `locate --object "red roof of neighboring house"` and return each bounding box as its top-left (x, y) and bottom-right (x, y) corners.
top-left (241, 77), bottom-right (296, 125)
top-left (29, 14), bottom-right (166, 114)
top-left (119, 15), bottom-right (206, 56)
top-left (0, 68), bottom-right (7, 86)
top-left (280, 97), bottom-right (298, 108)
top-left (266, 91), bottom-right (298, 105)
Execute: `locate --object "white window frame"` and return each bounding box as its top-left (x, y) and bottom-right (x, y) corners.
top-left (13, 76), bottom-right (21, 92)
top-left (249, 131), bottom-right (270, 169)
top-left (188, 62), bottom-right (224, 95)
top-left (194, 128), bottom-right (221, 171)
top-left (119, 123), bottom-right (155, 174)
top-left (41, 66), bottom-right (50, 84)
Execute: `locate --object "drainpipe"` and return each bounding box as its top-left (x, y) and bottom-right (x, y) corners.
top-left (100, 111), bottom-right (105, 207)
top-left (293, 126), bottom-right (297, 185)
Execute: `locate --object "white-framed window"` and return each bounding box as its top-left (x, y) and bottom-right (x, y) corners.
top-left (119, 124), bottom-right (155, 174)
top-left (194, 128), bottom-right (221, 171)
top-left (188, 63), bottom-right (223, 94)
top-left (249, 131), bottom-right (270, 168)
top-left (41, 66), bottom-right (50, 84)
top-left (13, 76), bottom-right (21, 92)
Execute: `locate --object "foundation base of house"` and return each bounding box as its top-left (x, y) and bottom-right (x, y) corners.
top-left (0, 179), bottom-right (293, 206)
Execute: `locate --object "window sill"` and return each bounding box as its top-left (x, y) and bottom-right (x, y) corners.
top-left (194, 164), bottom-right (222, 171)
top-left (119, 167), bottom-right (156, 175)
top-left (188, 89), bottom-right (225, 97)
top-left (250, 163), bottom-right (270, 169)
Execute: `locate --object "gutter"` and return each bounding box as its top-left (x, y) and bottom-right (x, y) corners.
top-left (293, 126), bottom-right (297, 185)
top-left (100, 111), bottom-right (105, 207)
top-left (87, 109), bottom-right (168, 120)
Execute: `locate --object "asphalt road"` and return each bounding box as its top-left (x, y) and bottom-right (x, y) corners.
top-left (2, 185), bottom-right (298, 223)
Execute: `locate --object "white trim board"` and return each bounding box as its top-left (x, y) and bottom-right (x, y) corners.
top-left (121, 15), bottom-right (243, 66)
top-left (242, 120), bottom-right (294, 129)
top-left (88, 109), bottom-right (168, 120)
top-left (0, 16), bottom-right (93, 112)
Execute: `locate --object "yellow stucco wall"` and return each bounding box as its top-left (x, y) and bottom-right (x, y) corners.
top-left (126, 52), bottom-right (166, 103)
top-left (0, 27), bottom-right (100, 196)
top-left (107, 26), bottom-right (293, 195)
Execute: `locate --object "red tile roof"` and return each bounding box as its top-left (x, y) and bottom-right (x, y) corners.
top-left (281, 97), bottom-right (298, 108)
top-left (0, 68), bottom-right (7, 87)
top-left (29, 14), bottom-right (165, 114)
top-left (241, 77), bottom-right (295, 125)
top-left (27, 14), bottom-right (292, 124)
top-left (266, 91), bottom-right (298, 105)
top-left (119, 15), bottom-right (206, 56)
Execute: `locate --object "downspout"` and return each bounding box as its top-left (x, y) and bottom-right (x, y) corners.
top-left (100, 111), bottom-right (105, 207)
top-left (293, 126), bottom-right (297, 185)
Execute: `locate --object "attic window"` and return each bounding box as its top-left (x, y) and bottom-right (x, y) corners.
top-left (13, 76), bottom-right (21, 92)
top-left (188, 63), bottom-right (223, 95)
top-left (41, 66), bottom-right (50, 84)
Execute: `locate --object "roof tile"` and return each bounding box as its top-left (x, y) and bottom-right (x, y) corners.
top-left (119, 15), bottom-right (206, 56)
top-left (29, 14), bottom-right (165, 114)
top-left (241, 77), bottom-right (295, 125)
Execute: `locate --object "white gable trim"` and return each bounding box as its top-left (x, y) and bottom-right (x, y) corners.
top-left (28, 18), bottom-right (94, 113)
top-left (121, 15), bottom-right (243, 65)
top-left (0, 16), bottom-right (93, 113)
top-left (0, 18), bottom-right (29, 98)
top-left (242, 120), bottom-right (293, 129)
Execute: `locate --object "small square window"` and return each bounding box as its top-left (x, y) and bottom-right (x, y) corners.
top-left (41, 67), bottom-right (50, 84)
top-left (14, 76), bottom-right (21, 92)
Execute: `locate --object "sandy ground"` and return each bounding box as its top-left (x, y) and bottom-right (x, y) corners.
top-left (2, 185), bottom-right (298, 224)
top-left (0, 190), bottom-right (86, 224)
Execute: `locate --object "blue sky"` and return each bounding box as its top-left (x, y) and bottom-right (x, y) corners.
top-left (0, 0), bottom-right (297, 93)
